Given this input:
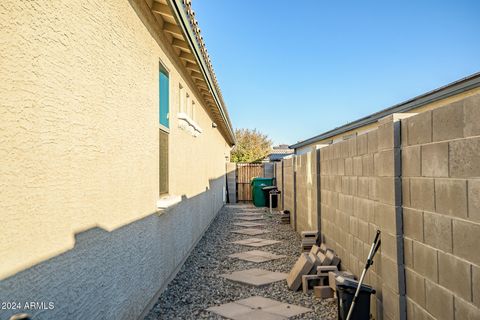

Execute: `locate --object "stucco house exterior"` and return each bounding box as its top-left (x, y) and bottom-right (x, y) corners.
top-left (0, 0), bottom-right (234, 319)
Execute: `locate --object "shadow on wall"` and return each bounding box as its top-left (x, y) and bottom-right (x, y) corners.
top-left (0, 176), bottom-right (226, 320)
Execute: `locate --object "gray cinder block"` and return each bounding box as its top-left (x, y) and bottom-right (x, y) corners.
top-left (410, 178), bottom-right (435, 212)
top-left (449, 137), bottom-right (480, 178)
top-left (287, 253), bottom-right (315, 291)
top-left (434, 179), bottom-right (468, 218)
top-left (432, 101), bottom-right (464, 142)
top-left (464, 94), bottom-right (480, 137)
top-left (425, 280), bottom-right (454, 320)
top-left (406, 111), bottom-right (432, 146)
top-left (402, 146), bottom-right (421, 177)
top-left (314, 286), bottom-right (334, 299)
top-left (405, 269), bottom-right (426, 308)
top-left (423, 211), bottom-right (453, 253)
top-left (421, 142), bottom-right (449, 177)
top-left (452, 219), bottom-right (480, 266)
top-left (438, 251), bottom-right (472, 301)
top-left (412, 241), bottom-right (438, 283)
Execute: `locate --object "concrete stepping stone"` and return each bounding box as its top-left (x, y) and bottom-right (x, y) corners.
top-left (220, 268), bottom-right (287, 287)
top-left (234, 310), bottom-right (287, 320)
top-left (261, 302), bottom-right (313, 318)
top-left (231, 238), bottom-right (281, 247)
top-left (231, 228), bottom-right (270, 236)
top-left (228, 250), bottom-right (286, 263)
top-left (235, 212), bottom-right (264, 216)
top-left (234, 216), bottom-right (265, 221)
top-left (236, 296), bottom-right (283, 309)
top-left (206, 296), bottom-right (312, 319)
top-left (233, 221), bottom-right (266, 227)
top-left (206, 302), bottom-right (253, 319)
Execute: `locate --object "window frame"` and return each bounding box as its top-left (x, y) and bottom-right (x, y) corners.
top-left (158, 61), bottom-right (170, 196)
top-left (159, 62), bottom-right (170, 131)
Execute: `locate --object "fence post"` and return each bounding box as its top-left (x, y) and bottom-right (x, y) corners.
top-left (316, 148), bottom-right (322, 239)
top-left (281, 160), bottom-right (285, 210)
top-left (293, 155), bottom-right (297, 231)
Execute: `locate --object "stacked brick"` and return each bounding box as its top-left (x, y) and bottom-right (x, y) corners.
top-left (401, 95), bottom-right (480, 320)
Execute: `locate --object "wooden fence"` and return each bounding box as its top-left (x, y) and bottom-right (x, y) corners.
top-left (236, 163), bottom-right (264, 202)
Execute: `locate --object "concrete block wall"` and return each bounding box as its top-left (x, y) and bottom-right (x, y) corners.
top-left (283, 157), bottom-right (296, 228)
top-left (226, 162), bottom-right (237, 203)
top-left (278, 93), bottom-right (480, 319)
top-left (274, 162), bottom-right (284, 210)
top-left (264, 162), bottom-right (275, 178)
top-left (319, 119), bottom-right (405, 320)
top-left (295, 151), bottom-right (319, 232)
top-left (401, 94), bottom-right (480, 320)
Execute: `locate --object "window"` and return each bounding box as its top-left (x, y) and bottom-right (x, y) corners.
top-left (159, 129), bottom-right (169, 195)
top-left (186, 93), bottom-right (191, 117)
top-left (159, 64), bottom-right (169, 195)
top-left (159, 67), bottom-right (169, 128)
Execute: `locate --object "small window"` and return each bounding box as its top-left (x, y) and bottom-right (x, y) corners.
top-left (179, 84), bottom-right (186, 113)
top-left (191, 100), bottom-right (196, 122)
top-left (186, 93), bottom-right (191, 117)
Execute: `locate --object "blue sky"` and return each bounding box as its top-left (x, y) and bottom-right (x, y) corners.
top-left (193, 0), bottom-right (480, 145)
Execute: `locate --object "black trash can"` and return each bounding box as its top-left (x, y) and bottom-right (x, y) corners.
top-left (336, 276), bottom-right (376, 320)
top-left (262, 186), bottom-right (278, 208)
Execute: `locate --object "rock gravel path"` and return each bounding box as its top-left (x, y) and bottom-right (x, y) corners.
top-left (144, 204), bottom-right (337, 320)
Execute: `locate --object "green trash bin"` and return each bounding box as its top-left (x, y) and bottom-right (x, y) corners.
top-left (251, 177), bottom-right (274, 207)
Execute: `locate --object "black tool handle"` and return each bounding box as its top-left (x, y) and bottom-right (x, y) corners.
top-left (373, 229), bottom-right (381, 245)
top-left (366, 230), bottom-right (381, 269)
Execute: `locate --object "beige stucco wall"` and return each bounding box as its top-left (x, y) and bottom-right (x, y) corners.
top-left (295, 86), bottom-right (480, 154)
top-left (0, 0), bottom-right (230, 319)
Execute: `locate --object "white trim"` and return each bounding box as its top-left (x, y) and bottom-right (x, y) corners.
top-left (157, 195), bottom-right (182, 210)
top-left (177, 112), bottom-right (203, 135)
top-left (159, 124), bottom-right (170, 133)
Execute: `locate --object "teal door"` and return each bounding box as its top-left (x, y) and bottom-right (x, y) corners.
top-left (159, 70), bottom-right (169, 128)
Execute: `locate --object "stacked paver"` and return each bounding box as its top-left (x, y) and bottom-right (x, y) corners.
top-left (287, 242), bottom-right (352, 300)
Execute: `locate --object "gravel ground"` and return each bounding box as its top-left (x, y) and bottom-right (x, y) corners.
top-left (144, 204), bottom-right (337, 320)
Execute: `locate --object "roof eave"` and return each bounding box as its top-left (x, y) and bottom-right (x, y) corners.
top-left (290, 72), bottom-right (480, 150)
top-left (169, 0), bottom-right (236, 146)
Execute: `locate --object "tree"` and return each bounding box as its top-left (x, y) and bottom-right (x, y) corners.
top-left (231, 129), bottom-right (272, 163)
